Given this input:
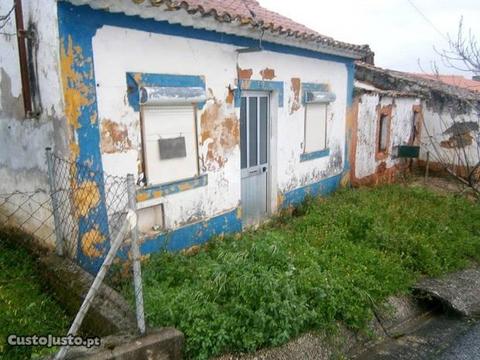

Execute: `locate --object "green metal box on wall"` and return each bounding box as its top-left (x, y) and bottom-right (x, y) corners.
top-left (395, 145), bottom-right (420, 158)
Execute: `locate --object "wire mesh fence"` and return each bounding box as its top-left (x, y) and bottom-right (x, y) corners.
top-left (0, 149), bottom-right (145, 359)
top-left (47, 150), bottom-right (131, 269)
top-left (0, 189), bottom-right (56, 246)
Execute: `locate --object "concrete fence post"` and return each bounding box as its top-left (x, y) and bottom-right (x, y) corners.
top-left (45, 147), bottom-right (63, 257)
top-left (126, 174), bottom-right (146, 334)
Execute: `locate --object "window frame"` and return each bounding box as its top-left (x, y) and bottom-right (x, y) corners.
top-left (140, 104), bottom-right (201, 187)
top-left (411, 105), bottom-right (423, 146)
top-left (375, 105), bottom-right (393, 161)
top-left (303, 102), bottom-right (329, 154)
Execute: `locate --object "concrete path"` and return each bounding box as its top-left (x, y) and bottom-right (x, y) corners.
top-left (354, 314), bottom-right (477, 360)
top-left (355, 267), bottom-right (480, 359)
top-left (414, 268), bottom-right (480, 317)
top-left (438, 322), bottom-right (480, 360)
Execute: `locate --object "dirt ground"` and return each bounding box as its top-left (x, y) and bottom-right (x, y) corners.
top-left (408, 173), bottom-right (478, 201)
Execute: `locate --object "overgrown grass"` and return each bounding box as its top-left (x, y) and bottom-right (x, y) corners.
top-left (128, 185), bottom-right (480, 359)
top-left (0, 231), bottom-right (69, 359)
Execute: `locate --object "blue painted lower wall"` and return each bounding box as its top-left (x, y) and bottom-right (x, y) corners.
top-left (282, 174), bottom-right (342, 208)
top-left (140, 208), bottom-right (242, 255)
top-left (137, 174), bottom-right (342, 256)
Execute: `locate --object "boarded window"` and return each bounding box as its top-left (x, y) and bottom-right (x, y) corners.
top-left (304, 103), bottom-right (328, 153)
top-left (142, 106), bottom-right (198, 185)
top-left (137, 203), bottom-right (164, 234)
top-left (412, 110), bottom-right (422, 145)
top-left (378, 114), bottom-right (389, 152)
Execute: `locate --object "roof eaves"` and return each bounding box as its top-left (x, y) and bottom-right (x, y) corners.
top-left (66, 0), bottom-right (372, 59)
top-left (356, 62), bottom-right (480, 101)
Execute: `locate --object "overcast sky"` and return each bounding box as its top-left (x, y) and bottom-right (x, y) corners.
top-left (259, 0), bottom-right (480, 77)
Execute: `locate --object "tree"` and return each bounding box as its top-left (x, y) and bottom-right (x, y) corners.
top-left (421, 18), bottom-right (480, 198)
top-left (437, 17), bottom-right (480, 76)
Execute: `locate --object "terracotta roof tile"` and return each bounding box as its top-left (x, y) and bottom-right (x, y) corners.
top-left (410, 74), bottom-right (480, 93)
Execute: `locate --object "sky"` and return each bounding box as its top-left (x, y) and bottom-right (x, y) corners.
top-left (259, 0), bottom-right (480, 77)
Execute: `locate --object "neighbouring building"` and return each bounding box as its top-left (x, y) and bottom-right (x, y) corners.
top-left (350, 62), bottom-right (480, 186)
top-left (0, 0), bottom-right (372, 269)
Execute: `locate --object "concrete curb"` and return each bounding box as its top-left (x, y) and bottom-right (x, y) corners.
top-left (216, 295), bottom-right (435, 360)
top-left (65, 328), bottom-right (184, 360)
top-left (38, 253), bottom-right (138, 337)
top-left (414, 268), bottom-right (480, 318)
top-left (37, 253), bottom-right (185, 360)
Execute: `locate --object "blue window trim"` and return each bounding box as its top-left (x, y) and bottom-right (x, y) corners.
top-left (300, 148), bottom-right (330, 162)
top-left (137, 174), bottom-right (208, 202)
top-left (234, 79), bottom-right (284, 108)
top-left (301, 83), bottom-right (331, 163)
top-left (126, 72), bottom-right (206, 112)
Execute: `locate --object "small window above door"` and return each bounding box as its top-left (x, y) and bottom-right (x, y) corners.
top-left (240, 95), bottom-right (269, 170)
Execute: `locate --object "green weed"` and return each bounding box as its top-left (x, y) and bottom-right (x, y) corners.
top-left (128, 185), bottom-right (480, 359)
top-left (0, 232), bottom-right (69, 359)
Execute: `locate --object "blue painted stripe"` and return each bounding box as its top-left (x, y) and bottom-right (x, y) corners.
top-left (139, 174), bottom-right (341, 255)
top-left (300, 148), bottom-right (330, 162)
top-left (281, 174), bottom-right (342, 208)
top-left (137, 174), bottom-right (208, 202)
top-left (140, 208), bottom-right (242, 254)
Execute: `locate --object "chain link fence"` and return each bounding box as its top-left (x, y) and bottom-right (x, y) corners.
top-left (0, 189), bottom-right (55, 246)
top-left (0, 149), bottom-right (145, 359)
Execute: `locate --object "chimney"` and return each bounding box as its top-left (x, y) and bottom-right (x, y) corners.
top-left (473, 75), bottom-right (480, 82)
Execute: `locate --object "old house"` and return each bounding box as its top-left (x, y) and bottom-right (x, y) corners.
top-left (0, 0), bottom-right (371, 265)
top-left (350, 62), bottom-right (480, 185)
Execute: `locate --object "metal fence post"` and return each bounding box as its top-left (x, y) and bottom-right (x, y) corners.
top-left (55, 212), bottom-right (136, 360)
top-left (45, 147), bottom-right (63, 257)
top-left (126, 174), bottom-right (146, 334)
top-left (425, 151), bottom-right (430, 183)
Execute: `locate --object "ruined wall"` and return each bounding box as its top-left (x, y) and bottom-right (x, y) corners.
top-left (91, 24), bottom-right (349, 233)
top-left (420, 102), bottom-right (479, 175)
top-left (0, 0), bottom-right (66, 243)
top-left (353, 91), bottom-right (420, 185)
top-left (355, 63), bottom-right (480, 180)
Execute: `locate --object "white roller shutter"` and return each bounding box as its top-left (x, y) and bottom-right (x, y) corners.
top-left (304, 103), bottom-right (327, 153)
top-left (142, 106), bottom-right (198, 185)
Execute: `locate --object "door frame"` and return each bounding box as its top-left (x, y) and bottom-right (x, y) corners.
top-left (240, 90), bottom-right (273, 224)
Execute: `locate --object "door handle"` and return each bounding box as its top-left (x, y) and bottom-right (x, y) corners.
top-left (262, 166), bottom-right (267, 173)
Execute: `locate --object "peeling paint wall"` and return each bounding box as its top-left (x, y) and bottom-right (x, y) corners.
top-left (353, 90), bottom-right (420, 185)
top-left (419, 104), bottom-right (480, 173)
top-left (355, 64), bottom-right (480, 180)
top-left (91, 23), bottom-right (349, 233)
top-left (0, 0), bottom-right (66, 244)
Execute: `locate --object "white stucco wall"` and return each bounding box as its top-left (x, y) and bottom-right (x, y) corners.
top-left (0, 0), bottom-right (63, 242)
top-left (0, 0), bottom-right (64, 193)
top-left (420, 105), bottom-right (480, 171)
top-left (354, 92), bottom-right (420, 180)
top-left (92, 25), bottom-right (349, 231)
